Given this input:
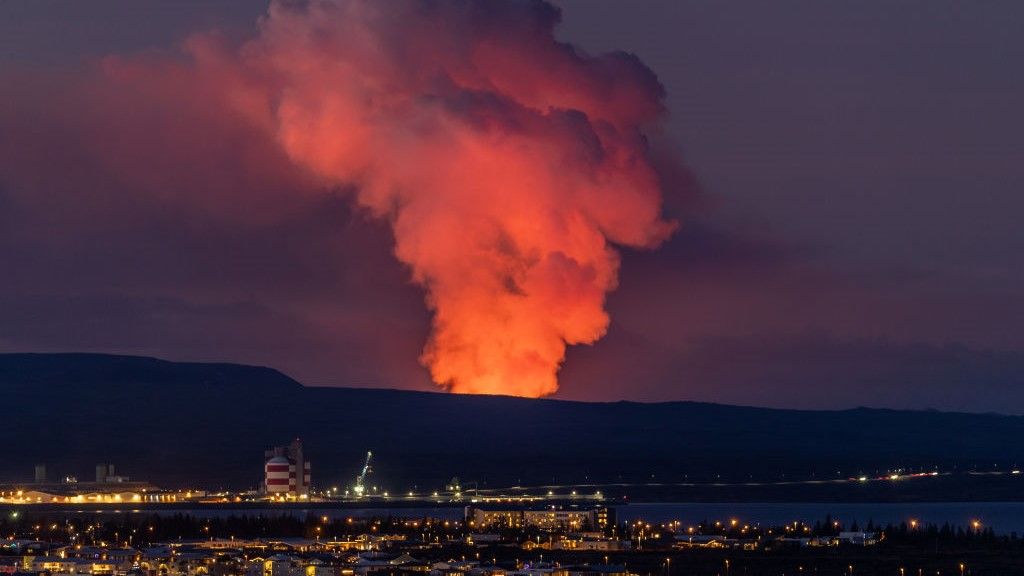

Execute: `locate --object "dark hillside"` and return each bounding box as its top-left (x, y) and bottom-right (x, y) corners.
top-left (3, 353), bottom-right (1022, 497)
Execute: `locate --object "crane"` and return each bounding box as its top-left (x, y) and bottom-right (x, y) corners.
top-left (353, 451), bottom-right (372, 497)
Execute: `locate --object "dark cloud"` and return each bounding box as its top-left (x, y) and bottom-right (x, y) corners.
top-left (0, 64), bottom-right (432, 390)
top-left (561, 330), bottom-right (1024, 414)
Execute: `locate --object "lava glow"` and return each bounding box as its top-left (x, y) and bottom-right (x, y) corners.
top-left (180, 0), bottom-right (675, 397)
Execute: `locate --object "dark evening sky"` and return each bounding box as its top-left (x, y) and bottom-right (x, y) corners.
top-left (1, 1), bottom-right (1022, 411)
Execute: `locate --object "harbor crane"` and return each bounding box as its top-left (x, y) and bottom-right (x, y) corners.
top-left (353, 451), bottom-right (372, 497)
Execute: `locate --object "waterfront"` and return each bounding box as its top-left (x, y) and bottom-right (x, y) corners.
top-left (6, 502), bottom-right (1024, 576)
top-left (16, 501), bottom-right (1024, 534)
top-left (618, 502), bottom-right (1024, 534)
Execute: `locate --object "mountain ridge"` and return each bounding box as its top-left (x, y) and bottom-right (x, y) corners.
top-left (7, 351), bottom-right (1017, 416)
top-left (3, 353), bottom-right (1022, 498)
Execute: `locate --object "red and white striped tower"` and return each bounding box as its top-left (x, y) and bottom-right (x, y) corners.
top-left (264, 456), bottom-right (291, 494)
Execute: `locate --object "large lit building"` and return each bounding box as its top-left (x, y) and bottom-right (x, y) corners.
top-left (264, 438), bottom-right (311, 497)
top-left (466, 505), bottom-right (613, 531)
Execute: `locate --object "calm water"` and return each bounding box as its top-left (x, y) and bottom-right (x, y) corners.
top-left (42, 502), bottom-right (1024, 534)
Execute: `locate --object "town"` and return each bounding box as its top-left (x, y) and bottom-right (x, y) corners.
top-left (2, 506), bottom-right (1021, 576)
top-left (3, 442), bottom-right (1023, 576)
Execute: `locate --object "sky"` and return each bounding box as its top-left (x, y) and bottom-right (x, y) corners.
top-left (0, 0), bottom-right (1022, 412)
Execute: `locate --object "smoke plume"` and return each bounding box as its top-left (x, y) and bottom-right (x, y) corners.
top-left (145, 0), bottom-right (676, 396)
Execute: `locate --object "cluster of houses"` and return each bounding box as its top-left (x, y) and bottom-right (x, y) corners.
top-left (0, 537), bottom-right (631, 576)
top-left (671, 531), bottom-right (881, 550)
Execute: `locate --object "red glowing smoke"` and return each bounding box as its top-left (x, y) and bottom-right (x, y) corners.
top-left (130, 0), bottom-right (676, 396)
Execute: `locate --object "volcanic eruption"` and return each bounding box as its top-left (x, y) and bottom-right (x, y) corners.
top-left (106, 0), bottom-right (677, 397)
top-left (237, 0), bottom-right (677, 396)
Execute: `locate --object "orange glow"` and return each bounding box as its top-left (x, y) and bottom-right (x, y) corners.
top-left (179, 0), bottom-right (675, 396)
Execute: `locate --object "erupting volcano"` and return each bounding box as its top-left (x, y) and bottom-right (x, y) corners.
top-left (252, 0), bottom-right (676, 396)
top-left (110, 0), bottom-right (677, 397)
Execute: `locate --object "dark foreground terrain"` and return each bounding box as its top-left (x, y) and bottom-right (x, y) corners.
top-left (3, 353), bottom-right (1024, 496)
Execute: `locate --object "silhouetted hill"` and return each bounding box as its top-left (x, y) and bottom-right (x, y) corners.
top-left (3, 353), bottom-right (1024, 499)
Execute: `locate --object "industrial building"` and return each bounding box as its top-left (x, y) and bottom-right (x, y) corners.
top-left (0, 463), bottom-right (156, 503)
top-left (264, 439), bottom-right (312, 497)
top-left (95, 463), bottom-right (130, 483)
